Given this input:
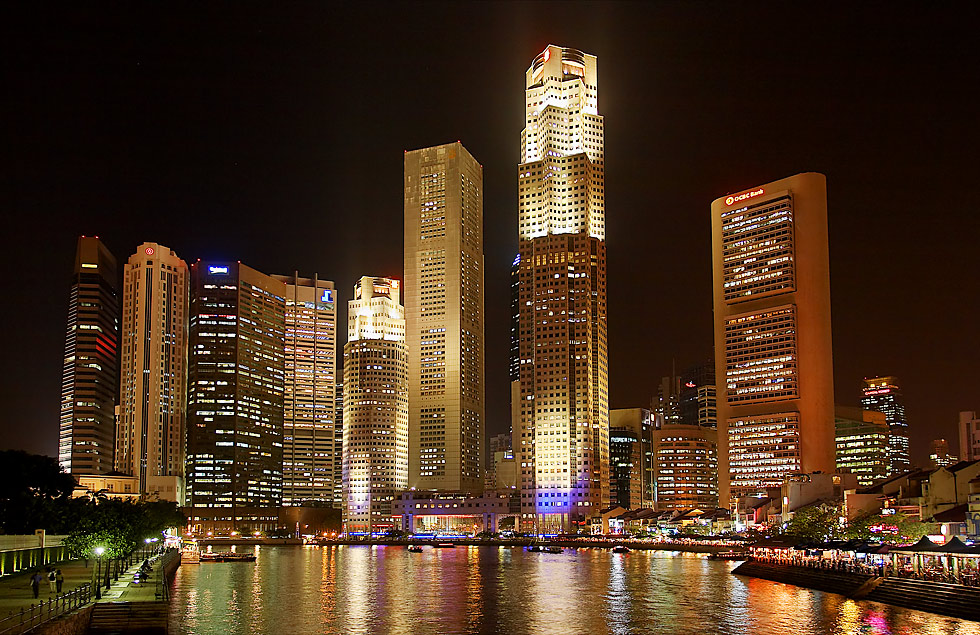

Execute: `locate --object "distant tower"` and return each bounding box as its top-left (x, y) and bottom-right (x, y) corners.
top-left (59, 236), bottom-right (119, 475)
top-left (861, 376), bottom-right (911, 475)
top-left (404, 142), bottom-right (485, 494)
top-left (272, 273), bottom-right (337, 507)
top-left (115, 242), bottom-right (188, 501)
top-left (712, 173), bottom-right (836, 504)
top-left (186, 262), bottom-right (285, 524)
top-left (516, 45), bottom-right (609, 533)
top-left (342, 277), bottom-right (408, 534)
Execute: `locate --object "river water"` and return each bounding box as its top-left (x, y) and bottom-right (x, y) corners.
top-left (168, 545), bottom-right (980, 634)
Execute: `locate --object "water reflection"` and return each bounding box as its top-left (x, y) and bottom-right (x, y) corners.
top-left (169, 546), bottom-right (980, 635)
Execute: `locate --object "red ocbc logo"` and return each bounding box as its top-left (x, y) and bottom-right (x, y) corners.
top-left (725, 188), bottom-right (764, 206)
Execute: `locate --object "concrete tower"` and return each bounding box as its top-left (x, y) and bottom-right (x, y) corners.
top-left (272, 273), bottom-right (338, 507)
top-left (711, 173), bottom-right (836, 504)
top-left (59, 236), bottom-right (119, 475)
top-left (404, 142), bottom-right (485, 494)
top-left (515, 45), bottom-right (609, 532)
top-left (115, 242), bottom-right (188, 502)
top-left (342, 277), bottom-right (408, 534)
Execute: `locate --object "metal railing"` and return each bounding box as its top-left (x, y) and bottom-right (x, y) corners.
top-left (0, 583), bottom-right (92, 635)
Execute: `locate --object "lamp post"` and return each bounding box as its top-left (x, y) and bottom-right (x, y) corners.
top-left (94, 547), bottom-right (104, 600)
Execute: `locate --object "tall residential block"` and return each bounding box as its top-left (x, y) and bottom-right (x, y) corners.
top-left (342, 277), bottom-right (408, 534)
top-left (404, 142), bottom-right (485, 494)
top-left (711, 173), bottom-right (836, 504)
top-left (59, 236), bottom-right (119, 475)
top-left (960, 411), bottom-right (980, 462)
top-left (834, 406), bottom-right (889, 486)
top-left (186, 262), bottom-right (286, 517)
top-left (272, 273), bottom-right (337, 507)
top-left (115, 242), bottom-right (188, 502)
top-left (515, 45), bottom-right (609, 533)
top-left (861, 376), bottom-right (911, 475)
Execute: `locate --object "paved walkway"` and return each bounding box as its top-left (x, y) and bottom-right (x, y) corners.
top-left (0, 552), bottom-right (165, 621)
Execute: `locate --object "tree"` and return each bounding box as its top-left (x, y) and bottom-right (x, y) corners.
top-left (0, 450), bottom-right (77, 534)
top-left (62, 498), bottom-right (184, 558)
top-left (784, 503), bottom-right (845, 542)
top-left (846, 511), bottom-right (931, 543)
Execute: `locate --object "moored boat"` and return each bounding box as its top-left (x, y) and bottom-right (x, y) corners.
top-left (200, 551), bottom-right (257, 562)
top-left (407, 545), bottom-right (424, 552)
top-left (612, 545), bottom-right (630, 553)
top-left (433, 543), bottom-right (456, 548)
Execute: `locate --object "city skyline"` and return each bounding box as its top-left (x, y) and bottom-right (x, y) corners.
top-left (4, 4), bottom-right (978, 466)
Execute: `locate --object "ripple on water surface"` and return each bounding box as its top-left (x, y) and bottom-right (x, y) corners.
top-left (169, 546), bottom-right (980, 635)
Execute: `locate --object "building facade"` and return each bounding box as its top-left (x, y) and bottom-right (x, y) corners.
top-left (861, 376), bottom-right (911, 476)
top-left (115, 242), bottom-right (188, 501)
top-left (609, 408), bottom-right (655, 509)
top-left (515, 45), bottom-right (609, 533)
top-left (404, 142), bottom-right (485, 495)
top-left (834, 406), bottom-right (889, 486)
top-left (186, 262), bottom-right (286, 520)
top-left (711, 173), bottom-right (836, 503)
top-left (59, 236), bottom-right (119, 475)
top-left (960, 411), bottom-right (980, 462)
top-left (342, 277), bottom-right (408, 534)
top-left (653, 423), bottom-right (719, 510)
top-left (272, 273), bottom-right (338, 507)
top-left (930, 439), bottom-right (957, 468)
top-left (679, 361), bottom-right (717, 428)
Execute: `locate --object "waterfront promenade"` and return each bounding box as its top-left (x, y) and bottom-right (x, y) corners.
top-left (0, 551), bottom-right (172, 634)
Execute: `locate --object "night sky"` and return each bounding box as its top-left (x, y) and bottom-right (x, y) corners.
top-left (3, 3), bottom-right (977, 465)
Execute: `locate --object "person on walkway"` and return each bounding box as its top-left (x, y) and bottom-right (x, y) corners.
top-left (56, 569), bottom-right (64, 593)
top-left (30, 571), bottom-right (42, 598)
top-left (48, 569), bottom-right (57, 593)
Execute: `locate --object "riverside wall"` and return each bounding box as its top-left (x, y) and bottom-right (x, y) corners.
top-left (733, 561), bottom-right (980, 622)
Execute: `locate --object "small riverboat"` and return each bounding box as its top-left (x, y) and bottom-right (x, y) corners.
top-left (544, 546), bottom-right (563, 554)
top-left (200, 552), bottom-right (257, 562)
top-left (407, 545), bottom-right (424, 553)
top-left (526, 545), bottom-right (543, 552)
top-left (612, 545), bottom-right (630, 553)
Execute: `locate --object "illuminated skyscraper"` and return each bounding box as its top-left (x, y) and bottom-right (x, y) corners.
top-left (115, 243), bottom-right (187, 501)
top-left (272, 273), bottom-right (337, 507)
top-left (711, 173), bottom-right (836, 503)
top-left (404, 142), bottom-right (485, 494)
top-left (515, 45), bottom-right (609, 532)
top-left (59, 236), bottom-right (119, 475)
top-left (861, 376), bottom-right (911, 475)
top-left (186, 262), bottom-right (285, 528)
top-left (834, 406), bottom-right (889, 486)
top-left (342, 277), bottom-right (408, 534)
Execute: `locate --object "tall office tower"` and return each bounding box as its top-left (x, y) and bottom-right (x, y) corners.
top-left (404, 142), bottom-right (485, 494)
top-left (711, 173), bottom-right (836, 504)
top-left (652, 423), bottom-right (719, 510)
top-left (115, 243), bottom-right (188, 501)
top-left (59, 236), bottom-right (119, 475)
top-left (186, 262), bottom-right (285, 517)
top-left (342, 277), bottom-right (408, 534)
top-left (609, 409), bottom-right (655, 508)
top-left (679, 361), bottom-right (717, 428)
top-left (515, 45), bottom-right (608, 533)
top-left (271, 273), bottom-right (337, 507)
top-left (861, 377), bottom-right (911, 475)
top-left (653, 373), bottom-right (682, 426)
top-left (834, 406), bottom-right (889, 486)
top-left (959, 411), bottom-right (980, 461)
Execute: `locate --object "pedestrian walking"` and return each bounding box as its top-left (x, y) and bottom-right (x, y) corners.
top-left (30, 571), bottom-right (42, 598)
top-left (56, 569), bottom-right (64, 593)
top-left (48, 569), bottom-right (57, 593)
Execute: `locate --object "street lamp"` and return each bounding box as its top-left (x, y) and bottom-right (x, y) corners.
top-left (94, 547), bottom-right (105, 599)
